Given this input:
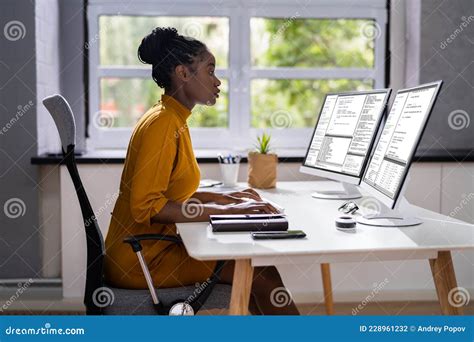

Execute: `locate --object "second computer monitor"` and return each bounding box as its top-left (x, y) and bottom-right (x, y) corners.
top-left (361, 81), bottom-right (443, 210)
top-left (300, 89), bottom-right (391, 199)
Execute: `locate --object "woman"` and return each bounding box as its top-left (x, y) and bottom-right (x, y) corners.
top-left (104, 27), bottom-right (299, 315)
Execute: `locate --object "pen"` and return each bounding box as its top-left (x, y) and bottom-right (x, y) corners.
top-left (218, 153), bottom-right (241, 164)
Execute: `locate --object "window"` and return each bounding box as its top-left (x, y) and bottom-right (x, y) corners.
top-left (87, 0), bottom-right (387, 151)
top-left (97, 16), bottom-right (229, 129)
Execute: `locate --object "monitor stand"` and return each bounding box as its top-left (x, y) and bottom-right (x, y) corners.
top-left (356, 197), bottom-right (422, 227)
top-left (311, 182), bottom-right (362, 200)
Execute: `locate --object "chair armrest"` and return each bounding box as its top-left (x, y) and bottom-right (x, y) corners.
top-left (123, 234), bottom-right (183, 252)
top-left (121, 233), bottom-right (183, 309)
top-left (121, 233), bottom-right (224, 315)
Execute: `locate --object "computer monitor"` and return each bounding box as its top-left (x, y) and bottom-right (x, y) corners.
top-left (300, 89), bottom-right (391, 199)
top-left (358, 81), bottom-right (443, 227)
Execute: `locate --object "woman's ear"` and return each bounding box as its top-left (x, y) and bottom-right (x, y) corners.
top-left (175, 65), bottom-right (189, 82)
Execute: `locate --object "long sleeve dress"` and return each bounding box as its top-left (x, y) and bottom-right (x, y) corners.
top-left (104, 94), bottom-right (216, 289)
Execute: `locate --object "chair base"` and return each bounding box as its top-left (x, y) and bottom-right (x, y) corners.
top-left (100, 284), bottom-right (232, 315)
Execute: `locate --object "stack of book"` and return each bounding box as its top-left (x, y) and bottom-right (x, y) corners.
top-left (210, 214), bottom-right (288, 232)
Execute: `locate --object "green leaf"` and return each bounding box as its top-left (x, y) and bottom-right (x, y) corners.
top-left (254, 132), bottom-right (272, 154)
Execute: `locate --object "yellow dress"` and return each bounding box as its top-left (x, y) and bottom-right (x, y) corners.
top-left (104, 94), bottom-right (216, 289)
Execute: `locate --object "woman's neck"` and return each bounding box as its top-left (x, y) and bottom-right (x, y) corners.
top-left (164, 89), bottom-right (194, 111)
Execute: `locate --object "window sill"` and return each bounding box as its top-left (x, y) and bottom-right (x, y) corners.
top-left (30, 148), bottom-right (474, 165)
top-left (30, 148), bottom-right (308, 165)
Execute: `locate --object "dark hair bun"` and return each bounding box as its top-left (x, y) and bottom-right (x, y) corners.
top-left (138, 27), bottom-right (178, 65)
top-left (137, 26), bottom-right (206, 89)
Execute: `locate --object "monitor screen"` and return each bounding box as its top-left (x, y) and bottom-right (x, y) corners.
top-left (303, 90), bottom-right (390, 178)
top-left (362, 82), bottom-right (442, 201)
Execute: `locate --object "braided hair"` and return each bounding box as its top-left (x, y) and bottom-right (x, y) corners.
top-left (137, 27), bottom-right (207, 89)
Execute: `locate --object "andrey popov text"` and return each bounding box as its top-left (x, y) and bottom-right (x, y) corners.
top-left (359, 325), bottom-right (466, 334)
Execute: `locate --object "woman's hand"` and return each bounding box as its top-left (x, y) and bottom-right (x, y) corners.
top-left (225, 200), bottom-right (280, 214)
top-left (226, 188), bottom-right (263, 202)
top-left (210, 188), bottom-right (263, 205)
top-left (213, 194), bottom-right (246, 205)
top-left (153, 188), bottom-right (276, 224)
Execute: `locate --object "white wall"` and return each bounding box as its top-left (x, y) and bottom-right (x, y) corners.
top-left (35, 0), bottom-right (62, 277)
top-left (39, 161), bottom-right (474, 303)
top-left (35, 0), bottom-right (61, 155)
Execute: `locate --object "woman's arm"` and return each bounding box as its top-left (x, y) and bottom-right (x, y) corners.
top-left (190, 188), bottom-right (264, 205)
top-left (150, 199), bottom-right (279, 224)
top-left (190, 191), bottom-right (226, 204)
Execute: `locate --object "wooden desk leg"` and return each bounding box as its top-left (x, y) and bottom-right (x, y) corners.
top-left (429, 251), bottom-right (464, 315)
top-left (229, 259), bottom-right (254, 315)
top-left (320, 263), bottom-right (335, 315)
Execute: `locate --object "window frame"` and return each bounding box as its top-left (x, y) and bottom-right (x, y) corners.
top-left (87, 0), bottom-right (387, 151)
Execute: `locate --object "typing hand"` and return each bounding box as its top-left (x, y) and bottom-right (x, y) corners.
top-left (214, 194), bottom-right (246, 205)
top-left (213, 188), bottom-right (263, 205)
top-left (226, 188), bottom-right (263, 202)
top-left (227, 200), bottom-right (280, 214)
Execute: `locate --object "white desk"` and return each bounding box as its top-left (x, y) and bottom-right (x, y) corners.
top-left (177, 181), bottom-right (474, 315)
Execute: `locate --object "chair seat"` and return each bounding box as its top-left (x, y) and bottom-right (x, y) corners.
top-left (103, 284), bottom-right (232, 315)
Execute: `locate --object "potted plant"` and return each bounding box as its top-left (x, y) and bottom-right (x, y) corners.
top-left (247, 132), bottom-right (278, 189)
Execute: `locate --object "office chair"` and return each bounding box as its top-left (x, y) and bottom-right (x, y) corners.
top-left (42, 94), bottom-right (231, 315)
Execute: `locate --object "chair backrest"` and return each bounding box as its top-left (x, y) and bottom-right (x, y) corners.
top-left (43, 95), bottom-right (105, 315)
